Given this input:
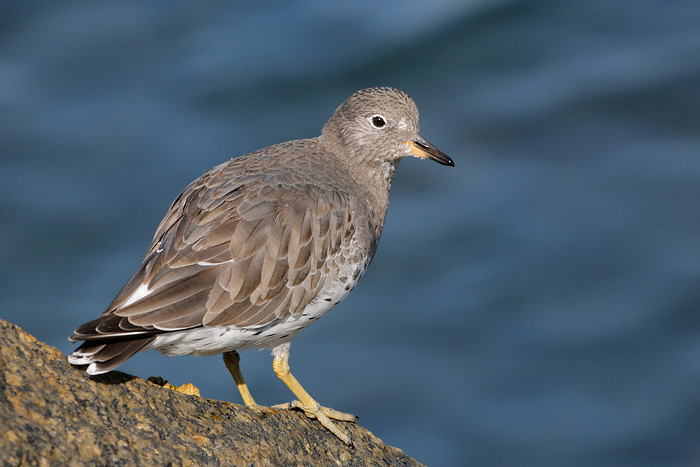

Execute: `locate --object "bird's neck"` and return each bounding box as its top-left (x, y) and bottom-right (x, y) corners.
top-left (324, 136), bottom-right (395, 206)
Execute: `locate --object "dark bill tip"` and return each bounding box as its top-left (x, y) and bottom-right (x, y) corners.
top-left (407, 136), bottom-right (454, 167)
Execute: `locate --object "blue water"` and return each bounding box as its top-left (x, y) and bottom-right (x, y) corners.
top-left (2, 1), bottom-right (699, 465)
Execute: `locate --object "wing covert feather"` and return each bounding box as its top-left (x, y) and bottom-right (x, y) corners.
top-left (71, 158), bottom-right (366, 342)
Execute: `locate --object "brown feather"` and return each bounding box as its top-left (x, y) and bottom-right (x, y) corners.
top-left (72, 136), bottom-right (378, 341)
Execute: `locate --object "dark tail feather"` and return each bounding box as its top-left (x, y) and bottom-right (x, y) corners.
top-left (68, 336), bottom-right (155, 375)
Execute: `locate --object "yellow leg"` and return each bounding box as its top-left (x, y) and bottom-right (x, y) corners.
top-left (223, 350), bottom-right (257, 407)
top-left (271, 348), bottom-right (356, 446)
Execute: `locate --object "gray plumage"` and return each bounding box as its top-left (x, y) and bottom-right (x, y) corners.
top-left (69, 86), bottom-right (453, 377)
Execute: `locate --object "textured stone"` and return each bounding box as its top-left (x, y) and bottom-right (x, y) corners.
top-left (0, 319), bottom-right (423, 466)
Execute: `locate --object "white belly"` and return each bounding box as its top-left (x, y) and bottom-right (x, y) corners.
top-left (147, 267), bottom-right (363, 356)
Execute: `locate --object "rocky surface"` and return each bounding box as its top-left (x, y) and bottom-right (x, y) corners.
top-left (0, 319), bottom-right (423, 466)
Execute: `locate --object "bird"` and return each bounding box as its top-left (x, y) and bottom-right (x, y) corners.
top-left (68, 86), bottom-right (454, 445)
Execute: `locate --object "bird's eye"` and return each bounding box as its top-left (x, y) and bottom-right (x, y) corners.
top-left (370, 115), bottom-right (386, 128)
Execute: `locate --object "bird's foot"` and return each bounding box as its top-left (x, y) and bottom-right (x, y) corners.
top-left (273, 400), bottom-right (357, 446)
top-left (272, 400), bottom-right (357, 422)
top-left (170, 382), bottom-right (201, 396)
top-left (147, 376), bottom-right (201, 397)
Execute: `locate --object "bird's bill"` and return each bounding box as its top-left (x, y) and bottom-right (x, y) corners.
top-left (405, 135), bottom-right (454, 167)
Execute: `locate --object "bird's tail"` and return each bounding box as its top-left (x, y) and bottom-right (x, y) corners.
top-left (68, 336), bottom-right (155, 375)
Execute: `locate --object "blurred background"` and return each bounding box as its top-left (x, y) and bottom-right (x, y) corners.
top-left (1, 1), bottom-right (699, 465)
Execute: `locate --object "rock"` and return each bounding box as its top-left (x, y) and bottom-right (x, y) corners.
top-left (0, 319), bottom-right (424, 466)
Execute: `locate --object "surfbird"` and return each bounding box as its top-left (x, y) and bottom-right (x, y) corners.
top-left (68, 86), bottom-right (454, 445)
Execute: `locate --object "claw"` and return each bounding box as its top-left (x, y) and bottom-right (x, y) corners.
top-left (274, 400), bottom-right (354, 446)
top-left (273, 400), bottom-right (357, 422)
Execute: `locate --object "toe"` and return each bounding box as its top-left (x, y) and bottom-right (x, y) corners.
top-left (173, 383), bottom-right (200, 396)
top-left (273, 400), bottom-right (354, 445)
top-left (320, 407), bottom-right (357, 423)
